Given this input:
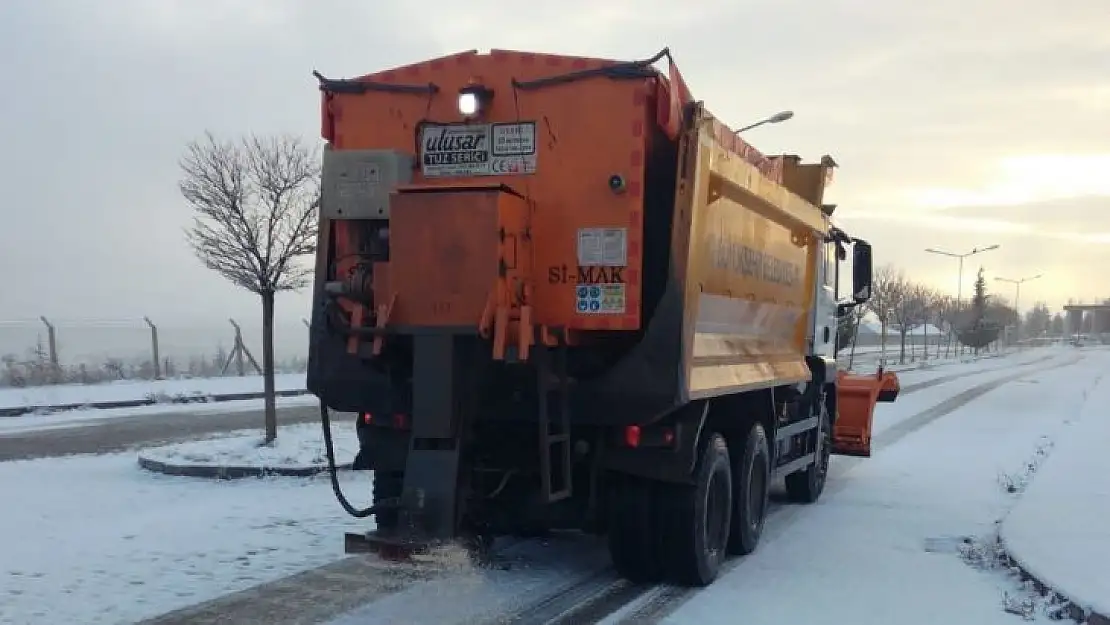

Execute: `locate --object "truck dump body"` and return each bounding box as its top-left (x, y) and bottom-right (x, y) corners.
top-left (679, 121), bottom-right (829, 400)
top-left (311, 48), bottom-right (828, 426)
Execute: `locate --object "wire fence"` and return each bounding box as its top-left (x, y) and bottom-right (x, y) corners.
top-left (0, 316), bottom-right (1078, 390)
top-left (0, 317), bottom-right (311, 388)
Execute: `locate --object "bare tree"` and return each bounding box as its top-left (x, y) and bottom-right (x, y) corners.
top-left (865, 264), bottom-right (905, 363)
top-left (888, 280), bottom-right (927, 364)
top-left (928, 292), bottom-right (954, 359)
top-left (179, 132), bottom-right (320, 443)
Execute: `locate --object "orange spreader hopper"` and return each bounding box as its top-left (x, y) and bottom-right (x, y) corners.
top-left (832, 367), bottom-right (901, 457)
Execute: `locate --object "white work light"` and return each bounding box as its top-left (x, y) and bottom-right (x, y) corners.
top-left (458, 92), bottom-right (479, 116)
top-left (457, 84), bottom-right (493, 118)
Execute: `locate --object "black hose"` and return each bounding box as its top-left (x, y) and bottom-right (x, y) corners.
top-left (319, 400), bottom-right (378, 518)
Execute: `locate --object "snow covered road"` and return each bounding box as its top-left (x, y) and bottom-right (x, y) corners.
top-left (0, 345), bottom-right (1098, 625)
top-left (646, 349), bottom-right (1106, 625)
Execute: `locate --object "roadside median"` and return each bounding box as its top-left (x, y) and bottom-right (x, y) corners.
top-left (137, 422), bottom-right (356, 479)
top-left (998, 371), bottom-right (1110, 624)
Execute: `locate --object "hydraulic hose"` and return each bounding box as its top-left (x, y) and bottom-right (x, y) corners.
top-left (319, 400), bottom-right (381, 518)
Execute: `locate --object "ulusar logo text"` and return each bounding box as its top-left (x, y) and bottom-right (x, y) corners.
top-left (423, 127), bottom-right (489, 165)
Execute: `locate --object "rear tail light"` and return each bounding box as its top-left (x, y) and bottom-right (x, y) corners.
top-left (623, 425), bottom-right (641, 448)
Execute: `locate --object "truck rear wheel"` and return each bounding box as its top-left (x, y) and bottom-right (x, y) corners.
top-left (659, 432), bottom-right (733, 586)
top-left (727, 422), bottom-right (770, 556)
top-left (784, 401), bottom-right (831, 503)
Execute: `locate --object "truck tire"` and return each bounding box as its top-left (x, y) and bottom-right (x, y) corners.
top-left (727, 422), bottom-right (770, 556)
top-left (659, 432), bottom-right (733, 586)
top-left (784, 400), bottom-right (831, 504)
top-left (373, 470), bottom-right (403, 531)
top-left (607, 474), bottom-right (664, 583)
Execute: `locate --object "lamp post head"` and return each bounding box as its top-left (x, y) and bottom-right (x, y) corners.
top-left (735, 110), bottom-right (795, 133)
top-left (768, 110), bottom-right (794, 124)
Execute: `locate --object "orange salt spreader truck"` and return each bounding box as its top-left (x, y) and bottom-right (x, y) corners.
top-left (308, 47), bottom-right (900, 587)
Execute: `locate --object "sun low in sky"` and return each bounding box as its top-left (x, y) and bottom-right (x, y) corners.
top-left (0, 0), bottom-right (1106, 325)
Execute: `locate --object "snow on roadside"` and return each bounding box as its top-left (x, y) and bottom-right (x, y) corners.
top-left (0, 393), bottom-right (319, 435)
top-left (0, 423), bottom-right (370, 625)
top-left (663, 348), bottom-right (1104, 625)
top-left (1000, 368), bottom-right (1110, 619)
top-left (0, 372), bottom-right (308, 410)
top-left (868, 347), bottom-right (1074, 439)
top-left (140, 422), bottom-right (359, 470)
top-left (0, 346), bottom-right (1053, 436)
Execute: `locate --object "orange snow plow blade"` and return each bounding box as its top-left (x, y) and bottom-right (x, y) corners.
top-left (832, 368), bottom-right (901, 458)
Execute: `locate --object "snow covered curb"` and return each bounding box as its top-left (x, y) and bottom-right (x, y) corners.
top-left (995, 371), bottom-right (1110, 624)
top-left (137, 423), bottom-right (358, 479)
top-left (0, 372), bottom-right (311, 417)
top-left (0, 388), bottom-right (311, 417)
top-left (993, 542), bottom-right (1110, 624)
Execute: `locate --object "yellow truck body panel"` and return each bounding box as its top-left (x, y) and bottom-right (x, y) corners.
top-left (675, 108), bottom-right (829, 400)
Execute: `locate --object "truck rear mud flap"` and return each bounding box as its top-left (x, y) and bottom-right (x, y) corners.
top-left (832, 369), bottom-right (901, 458)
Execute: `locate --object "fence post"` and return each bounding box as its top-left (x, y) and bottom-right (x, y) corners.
top-left (229, 319), bottom-right (246, 376)
top-left (39, 316), bottom-right (60, 383)
top-left (144, 316), bottom-right (161, 380)
top-left (223, 318), bottom-right (262, 377)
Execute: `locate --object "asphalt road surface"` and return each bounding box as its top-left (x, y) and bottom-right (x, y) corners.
top-left (0, 404), bottom-right (346, 462)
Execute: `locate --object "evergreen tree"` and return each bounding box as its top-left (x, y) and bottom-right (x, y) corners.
top-left (1050, 313), bottom-right (1065, 336)
top-left (956, 267), bottom-right (1001, 354)
top-left (971, 267), bottom-right (987, 323)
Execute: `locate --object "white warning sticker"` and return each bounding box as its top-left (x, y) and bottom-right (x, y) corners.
top-left (575, 283), bottom-right (626, 315)
top-left (577, 227), bottom-right (627, 267)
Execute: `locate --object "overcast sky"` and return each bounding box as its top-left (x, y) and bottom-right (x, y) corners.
top-left (1, 0), bottom-right (1107, 330)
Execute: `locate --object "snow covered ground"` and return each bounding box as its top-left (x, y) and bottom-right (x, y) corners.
top-left (140, 422), bottom-right (358, 471)
top-left (0, 392), bottom-right (319, 435)
top-left (1001, 361), bottom-right (1110, 619)
top-left (0, 372), bottom-right (308, 411)
top-left (0, 423), bottom-right (361, 625)
top-left (0, 345), bottom-right (1100, 625)
top-left (657, 348), bottom-right (1108, 625)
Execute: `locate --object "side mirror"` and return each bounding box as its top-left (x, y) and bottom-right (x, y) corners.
top-left (852, 239), bottom-right (873, 304)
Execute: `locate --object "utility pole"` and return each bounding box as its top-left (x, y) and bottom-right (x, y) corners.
top-left (995, 274), bottom-right (1043, 347)
top-left (39, 316), bottom-right (59, 383)
top-left (925, 244), bottom-right (1001, 355)
top-left (143, 316), bottom-right (161, 380)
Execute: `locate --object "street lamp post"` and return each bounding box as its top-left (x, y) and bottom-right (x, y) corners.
top-left (734, 110), bottom-right (794, 133)
top-left (924, 244), bottom-right (1001, 355)
top-left (995, 274), bottom-right (1043, 346)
